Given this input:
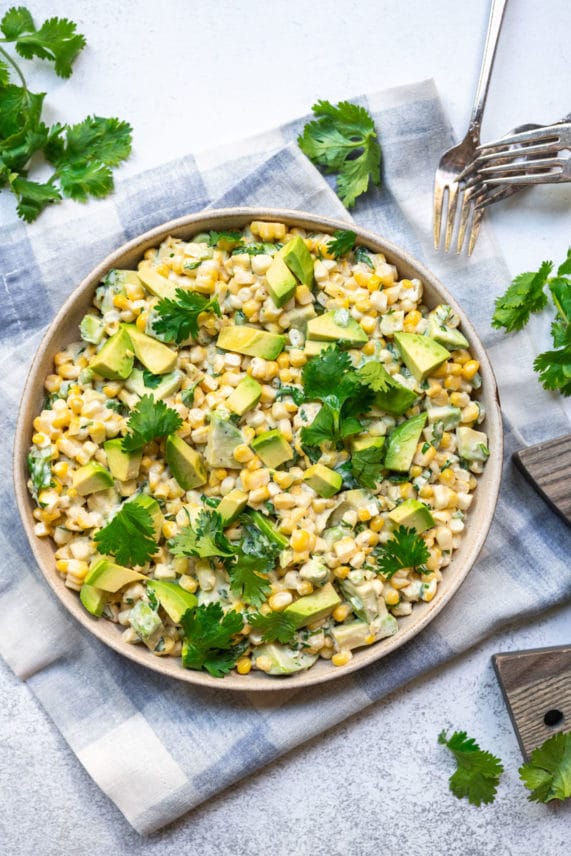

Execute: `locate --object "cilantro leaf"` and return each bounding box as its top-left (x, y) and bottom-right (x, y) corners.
top-left (9, 175), bottom-right (60, 222)
top-left (351, 442), bottom-right (385, 489)
top-left (533, 345), bottom-right (571, 396)
top-left (227, 550), bottom-right (272, 607)
top-left (94, 501), bottom-right (158, 566)
top-left (0, 59), bottom-right (10, 86)
top-left (231, 242), bottom-right (280, 256)
top-left (298, 99), bottom-right (382, 208)
top-left (519, 731), bottom-right (571, 803)
top-left (275, 382), bottom-right (305, 406)
top-left (180, 603), bottom-right (245, 677)
top-left (122, 394), bottom-right (183, 452)
top-left (207, 230), bottom-right (243, 249)
top-left (354, 246), bottom-right (374, 269)
top-left (169, 510), bottom-right (235, 559)
top-left (374, 525), bottom-right (430, 578)
top-left (27, 446), bottom-right (53, 502)
top-left (10, 15), bottom-right (86, 78)
top-left (557, 247), bottom-right (571, 277)
top-left (152, 288), bottom-right (221, 344)
top-left (249, 611), bottom-right (297, 643)
top-left (141, 369), bottom-right (162, 389)
top-left (301, 346), bottom-right (359, 410)
top-left (356, 361), bottom-right (393, 393)
top-left (492, 261), bottom-right (552, 332)
top-left (327, 229), bottom-right (356, 258)
top-left (439, 730), bottom-right (504, 806)
top-left (1, 7), bottom-right (35, 39)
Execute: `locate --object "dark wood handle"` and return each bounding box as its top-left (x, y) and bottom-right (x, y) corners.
top-left (513, 434), bottom-right (571, 527)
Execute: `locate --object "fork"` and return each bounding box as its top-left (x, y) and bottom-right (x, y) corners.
top-left (475, 121), bottom-right (571, 186)
top-left (433, 0), bottom-right (508, 255)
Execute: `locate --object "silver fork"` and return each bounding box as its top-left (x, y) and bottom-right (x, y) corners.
top-left (433, 0), bottom-right (508, 254)
top-left (475, 121), bottom-right (571, 186)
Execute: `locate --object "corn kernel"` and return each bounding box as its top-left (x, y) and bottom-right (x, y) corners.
top-left (333, 565), bottom-right (350, 580)
top-left (236, 657), bottom-right (252, 675)
top-left (462, 359), bottom-right (480, 380)
top-left (295, 284), bottom-right (313, 305)
top-left (438, 467), bottom-right (455, 486)
top-left (269, 591), bottom-right (293, 612)
top-left (32, 432), bottom-right (47, 446)
top-left (233, 444), bottom-right (254, 464)
top-left (362, 341), bottom-right (375, 356)
top-left (360, 316), bottom-right (376, 334)
top-left (297, 580), bottom-right (314, 596)
top-left (440, 432), bottom-right (452, 449)
top-left (289, 349), bottom-right (306, 368)
top-left (419, 485), bottom-right (433, 499)
top-left (370, 516), bottom-right (385, 533)
top-left (384, 589), bottom-right (400, 607)
top-left (273, 471), bottom-right (295, 490)
top-left (179, 574), bottom-right (197, 593)
top-left (249, 486), bottom-right (270, 504)
top-left (291, 529), bottom-right (310, 552)
top-left (52, 411), bottom-right (70, 429)
top-left (332, 651), bottom-right (352, 667)
top-left (357, 508), bottom-right (372, 522)
top-left (401, 279), bottom-right (414, 289)
top-left (52, 461), bottom-right (68, 479)
top-left (332, 604), bottom-right (351, 622)
top-left (162, 521), bottom-right (178, 540)
top-left (44, 374), bottom-right (61, 393)
top-left (444, 375), bottom-right (462, 390)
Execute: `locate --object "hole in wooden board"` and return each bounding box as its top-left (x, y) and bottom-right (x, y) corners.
top-left (543, 709), bottom-right (564, 727)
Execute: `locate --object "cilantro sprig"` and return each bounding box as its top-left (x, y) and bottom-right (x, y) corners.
top-left (94, 500), bottom-right (158, 567)
top-left (0, 7), bottom-right (132, 222)
top-left (27, 446), bottom-right (53, 502)
top-left (249, 611), bottom-right (297, 644)
top-left (169, 510), bottom-right (234, 559)
top-left (492, 249), bottom-right (571, 396)
top-left (438, 730), bottom-right (504, 806)
top-left (350, 442), bottom-right (385, 489)
top-left (180, 603), bottom-right (245, 677)
top-left (374, 525), bottom-right (430, 578)
top-left (298, 100), bottom-right (382, 208)
top-left (519, 731), bottom-right (571, 803)
top-left (122, 394), bottom-right (183, 452)
top-left (327, 229), bottom-right (356, 258)
top-left (152, 288), bottom-right (221, 344)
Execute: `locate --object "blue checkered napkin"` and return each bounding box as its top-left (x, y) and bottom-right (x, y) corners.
top-left (0, 79), bottom-right (569, 835)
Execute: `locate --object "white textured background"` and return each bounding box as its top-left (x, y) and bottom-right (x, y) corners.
top-left (1, 1), bottom-right (570, 853)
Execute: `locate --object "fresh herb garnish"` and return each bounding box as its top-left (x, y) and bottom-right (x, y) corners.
top-left (354, 246), bottom-right (374, 269)
top-left (351, 442), bottom-right (385, 489)
top-left (226, 549), bottom-right (273, 607)
top-left (142, 369), bottom-right (162, 389)
top-left (27, 447), bottom-right (53, 501)
top-left (519, 731), bottom-right (571, 803)
top-left (180, 602), bottom-right (245, 677)
top-left (169, 510), bottom-right (234, 559)
top-left (275, 383), bottom-right (306, 406)
top-left (438, 730), bottom-right (504, 806)
top-left (94, 501), bottom-right (158, 566)
top-left (327, 229), bottom-right (356, 258)
top-left (356, 361), bottom-right (393, 393)
top-left (249, 611), bottom-right (297, 644)
top-left (121, 394), bottom-right (183, 452)
top-left (231, 242), bottom-right (280, 256)
top-left (207, 230), bottom-right (243, 249)
top-left (152, 288), bottom-right (221, 344)
top-left (374, 525), bottom-right (430, 578)
top-left (181, 384), bottom-right (198, 407)
top-left (297, 99), bottom-right (382, 208)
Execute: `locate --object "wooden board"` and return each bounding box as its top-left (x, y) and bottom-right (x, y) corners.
top-left (493, 646), bottom-right (571, 758)
top-left (513, 434), bottom-right (571, 527)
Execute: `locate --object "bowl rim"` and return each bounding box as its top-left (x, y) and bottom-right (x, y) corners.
top-left (14, 206), bottom-right (503, 692)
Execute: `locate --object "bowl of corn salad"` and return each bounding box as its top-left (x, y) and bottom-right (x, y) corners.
top-left (14, 209), bottom-right (502, 690)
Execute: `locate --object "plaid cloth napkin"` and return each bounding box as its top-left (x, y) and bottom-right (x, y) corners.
top-left (1, 79), bottom-right (570, 835)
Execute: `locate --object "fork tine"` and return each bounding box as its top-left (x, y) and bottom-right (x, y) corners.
top-left (456, 191), bottom-right (472, 254)
top-left (443, 183), bottom-right (459, 252)
top-left (485, 170), bottom-right (564, 186)
top-left (433, 179), bottom-right (445, 249)
top-left (467, 208), bottom-right (484, 255)
top-left (475, 185), bottom-right (518, 209)
top-left (479, 157), bottom-right (566, 177)
top-left (475, 141), bottom-right (563, 164)
top-left (477, 125), bottom-right (563, 152)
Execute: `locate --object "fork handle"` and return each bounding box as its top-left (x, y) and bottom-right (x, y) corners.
top-left (468, 0), bottom-right (509, 136)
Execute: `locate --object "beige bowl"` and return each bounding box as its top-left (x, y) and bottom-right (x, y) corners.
top-left (14, 208), bottom-right (503, 692)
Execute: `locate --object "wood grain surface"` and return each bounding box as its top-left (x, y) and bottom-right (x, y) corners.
top-left (493, 645), bottom-right (571, 758)
top-left (513, 435), bottom-right (571, 527)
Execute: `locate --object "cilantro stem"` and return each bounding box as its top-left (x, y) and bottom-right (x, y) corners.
top-left (0, 44), bottom-right (27, 88)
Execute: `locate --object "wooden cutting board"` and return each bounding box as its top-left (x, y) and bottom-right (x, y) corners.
top-left (513, 434), bottom-right (571, 527)
top-left (493, 646), bottom-right (571, 758)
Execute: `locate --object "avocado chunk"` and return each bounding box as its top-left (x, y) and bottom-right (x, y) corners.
top-left (125, 367), bottom-right (183, 401)
top-left (282, 305), bottom-right (316, 331)
top-left (166, 435), bottom-right (207, 490)
top-left (374, 377), bottom-right (417, 416)
top-left (279, 235), bottom-right (314, 287)
top-left (226, 376), bottom-right (262, 416)
top-left (89, 326), bottom-right (134, 380)
top-left (104, 439), bottom-right (142, 482)
top-left (456, 426), bottom-right (489, 462)
top-left (85, 558), bottom-right (146, 592)
top-left (205, 414), bottom-right (244, 468)
top-left (340, 579), bottom-right (382, 622)
top-left (307, 310), bottom-right (368, 346)
top-left (351, 435), bottom-right (385, 455)
top-left (255, 643), bottom-right (318, 675)
top-left (427, 404), bottom-right (462, 430)
top-left (79, 583), bottom-right (107, 617)
top-left (251, 429), bottom-right (293, 468)
top-left (394, 332), bottom-right (450, 382)
top-left (388, 498), bottom-right (434, 533)
top-left (384, 412), bottom-right (427, 472)
top-left (265, 254), bottom-right (297, 307)
top-left (72, 462), bottom-right (114, 496)
top-left (128, 494), bottom-right (163, 538)
top-left (129, 600), bottom-right (163, 641)
top-left (137, 260), bottom-right (178, 299)
top-left (303, 463), bottom-right (343, 498)
top-left (427, 305), bottom-right (469, 350)
top-left (80, 314), bottom-right (105, 345)
top-left (123, 325), bottom-right (177, 375)
top-left (247, 510), bottom-right (289, 549)
top-left (217, 325), bottom-right (286, 359)
top-left (331, 620), bottom-right (372, 651)
top-left (284, 581), bottom-right (341, 628)
top-left (217, 488), bottom-right (248, 525)
top-left (147, 580), bottom-right (197, 623)
top-left (304, 340), bottom-right (330, 357)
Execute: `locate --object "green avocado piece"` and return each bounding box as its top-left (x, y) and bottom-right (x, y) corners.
top-left (79, 583), bottom-right (107, 617)
top-left (255, 643), bottom-right (318, 675)
top-left (89, 327), bottom-right (134, 380)
top-left (427, 404), bottom-right (462, 430)
top-left (388, 498), bottom-right (434, 533)
top-left (85, 559), bottom-right (146, 592)
top-left (427, 316), bottom-right (469, 350)
top-left (123, 325), bottom-right (177, 375)
top-left (340, 579), bottom-right (382, 622)
top-left (304, 340), bottom-right (330, 357)
top-left (384, 412), bottom-right (427, 472)
top-left (394, 332), bottom-right (450, 382)
top-left (147, 580), bottom-right (197, 623)
top-left (456, 426), bottom-right (489, 462)
top-left (166, 435), bottom-right (207, 490)
top-left (104, 439), bottom-right (142, 482)
top-left (265, 254), bottom-right (297, 307)
top-left (125, 368), bottom-right (183, 401)
top-left (129, 600), bottom-right (163, 640)
top-left (128, 494), bottom-right (163, 538)
top-left (374, 378), bottom-right (417, 416)
top-left (279, 236), bottom-right (315, 287)
top-left (217, 488), bottom-right (248, 525)
top-left (226, 376), bottom-right (262, 416)
top-left (80, 314), bottom-right (105, 345)
top-left (307, 309), bottom-right (368, 346)
top-left (205, 414), bottom-right (244, 468)
top-left (137, 260), bottom-right (178, 299)
top-left (217, 325), bottom-right (286, 359)
top-left (72, 462), bottom-right (114, 496)
top-left (303, 463), bottom-right (343, 498)
top-left (351, 435), bottom-right (385, 455)
top-left (247, 510), bottom-right (289, 549)
top-left (284, 582), bottom-right (341, 628)
top-left (282, 304), bottom-right (316, 331)
top-left (331, 620), bottom-right (373, 651)
top-left (251, 429), bottom-right (293, 468)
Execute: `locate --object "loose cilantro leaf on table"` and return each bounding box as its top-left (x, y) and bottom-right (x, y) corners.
top-left (519, 731), bottom-right (571, 803)
top-left (94, 501), bottom-right (158, 566)
top-left (492, 261), bottom-right (552, 332)
top-left (180, 603), bottom-right (245, 677)
top-left (152, 288), bottom-right (221, 344)
top-left (249, 611), bottom-right (297, 644)
top-left (438, 730), bottom-right (504, 806)
top-left (351, 442), bottom-right (385, 489)
top-left (170, 510), bottom-right (234, 559)
top-left (298, 100), bottom-right (382, 208)
top-left (374, 525), bottom-right (430, 578)
top-left (1, 8), bottom-right (86, 78)
top-left (122, 394), bottom-right (183, 452)
top-left (27, 446), bottom-right (53, 502)
top-left (327, 229), bottom-right (356, 258)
